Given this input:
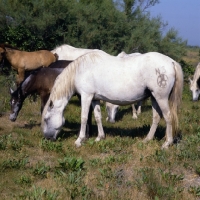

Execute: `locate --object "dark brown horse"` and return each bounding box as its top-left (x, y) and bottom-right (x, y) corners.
top-left (0, 43), bottom-right (58, 85)
top-left (9, 60), bottom-right (71, 121)
top-left (9, 60), bottom-right (93, 136)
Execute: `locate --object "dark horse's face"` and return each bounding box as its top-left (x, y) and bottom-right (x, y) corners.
top-left (9, 88), bottom-right (23, 122)
top-left (0, 47), bottom-right (5, 68)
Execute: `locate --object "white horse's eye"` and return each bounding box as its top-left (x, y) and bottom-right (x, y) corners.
top-left (49, 100), bottom-right (54, 109)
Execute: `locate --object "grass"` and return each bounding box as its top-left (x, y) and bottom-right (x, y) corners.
top-left (182, 46), bottom-right (199, 66)
top-left (0, 49), bottom-right (200, 199)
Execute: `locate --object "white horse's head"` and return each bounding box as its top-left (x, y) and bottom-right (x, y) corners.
top-left (189, 63), bottom-right (200, 101)
top-left (189, 77), bottom-right (200, 101)
top-left (41, 98), bottom-right (66, 140)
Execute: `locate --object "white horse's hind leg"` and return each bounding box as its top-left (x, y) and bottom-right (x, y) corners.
top-left (144, 96), bottom-right (173, 149)
top-left (143, 97), bottom-right (161, 143)
top-left (137, 101), bottom-right (142, 115)
top-left (75, 94), bottom-right (93, 147)
top-left (92, 100), bottom-right (105, 142)
top-left (156, 99), bottom-right (173, 149)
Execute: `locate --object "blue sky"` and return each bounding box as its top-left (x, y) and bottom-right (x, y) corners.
top-left (147, 0), bottom-right (200, 46)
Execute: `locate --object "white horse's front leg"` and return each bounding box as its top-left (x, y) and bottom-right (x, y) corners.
top-left (75, 94), bottom-right (93, 147)
top-left (92, 100), bottom-right (105, 142)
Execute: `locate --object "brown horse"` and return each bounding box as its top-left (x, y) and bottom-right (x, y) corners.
top-left (0, 43), bottom-right (58, 85)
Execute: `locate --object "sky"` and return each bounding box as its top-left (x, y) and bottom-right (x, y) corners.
top-left (147, 0), bottom-right (200, 47)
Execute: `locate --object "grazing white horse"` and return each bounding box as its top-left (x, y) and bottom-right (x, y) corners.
top-left (106, 51), bottom-right (142, 122)
top-left (189, 62), bottom-right (200, 101)
top-left (52, 45), bottom-right (141, 121)
top-left (51, 44), bottom-right (97, 60)
top-left (41, 50), bottom-right (183, 149)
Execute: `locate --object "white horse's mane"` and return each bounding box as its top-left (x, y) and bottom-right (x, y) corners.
top-left (50, 51), bottom-right (103, 101)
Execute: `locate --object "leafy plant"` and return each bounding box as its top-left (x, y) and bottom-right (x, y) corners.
top-left (39, 138), bottom-right (63, 152)
top-left (32, 162), bottom-right (51, 179)
top-left (57, 156), bottom-right (85, 172)
top-left (1, 157), bottom-right (29, 170)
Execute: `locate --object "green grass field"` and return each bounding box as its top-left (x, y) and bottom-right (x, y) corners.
top-left (0, 50), bottom-right (200, 200)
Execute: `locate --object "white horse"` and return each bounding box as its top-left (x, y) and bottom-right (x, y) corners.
top-left (51, 44), bottom-right (97, 60)
top-left (41, 50), bottom-right (183, 149)
top-left (51, 45), bottom-right (141, 121)
top-left (189, 62), bottom-right (200, 101)
top-left (106, 51), bottom-right (142, 122)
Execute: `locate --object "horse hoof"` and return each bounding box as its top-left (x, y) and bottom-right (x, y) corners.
top-left (95, 137), bottom-right (101, 142)
top-left (75, 139), bottom-right (82, 148)
top-left (132, 115), bottom-right (138, 119)
top-left (161, 142), bottom-right (170, 149)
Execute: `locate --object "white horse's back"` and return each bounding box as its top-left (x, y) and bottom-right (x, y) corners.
top-left (117, 51), bottom-right (141, 58)
top-left (75, 51), bottom-right (176, 105)
top-left (51, 44), bottom-right (97, 60)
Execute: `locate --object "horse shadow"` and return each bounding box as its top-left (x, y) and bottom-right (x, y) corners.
top-left (114, 104), bottom-right (152, 122)
top-left (58, 119), bottom-right (169, 142)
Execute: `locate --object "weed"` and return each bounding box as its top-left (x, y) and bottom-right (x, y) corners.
top-left (32, 161), bottom-right (51, 179)
top-left (136, 167), bottom-right (183, 199)
top-left (18, 185), bottom-right (59, 200)
top-left (39, 138), bottom-right (63, 152)
top-left (188, 186), bottom-right (200, 197)
top-left (15, 175), bottom-right (32, 186)
top-left (1, 157), bottom-right (29, 170)
top-left (57, 156), bottom-right (85, 172)
top-left (0, 135), bottom-right (8, 150)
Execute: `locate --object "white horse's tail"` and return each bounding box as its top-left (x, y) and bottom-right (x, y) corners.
top-left (169, 62), bottom-right (184, 137)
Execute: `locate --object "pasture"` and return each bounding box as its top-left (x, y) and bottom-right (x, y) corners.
top-left (0, 59), bottom-right (200, 199)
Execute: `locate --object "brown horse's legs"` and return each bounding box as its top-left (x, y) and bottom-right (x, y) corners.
top-left (17, 68), bottom-right (25, 86)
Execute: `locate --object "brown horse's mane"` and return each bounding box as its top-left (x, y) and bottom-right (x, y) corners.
top-left (0, 43), bottom-right (19, 50)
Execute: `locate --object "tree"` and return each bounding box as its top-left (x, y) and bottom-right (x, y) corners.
top-left (0, 0), bottom-right (187, 60)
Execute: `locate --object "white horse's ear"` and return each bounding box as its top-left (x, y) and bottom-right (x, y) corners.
top-left (9, 87), bottom-right (14, 94)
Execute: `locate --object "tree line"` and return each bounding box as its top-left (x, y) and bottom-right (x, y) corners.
top-left (0, 0), bottom-right (187, 61)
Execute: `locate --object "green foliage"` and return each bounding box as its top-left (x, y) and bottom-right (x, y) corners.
top-left (57, 156), bottom-right (85, 172)
top-left (39, 138), bottom-right (63, 152)
top-left (0, 0), bottom-right (187, 58)
top-left (159, 28), bottom-right (187, 61)
top-left (1, 157), bottom-right (29, 170)
top-left (179, 59), bottom-right (194, 80)
top-left (18, 185), bottom-right (59, 200)
top-left (188, 186), bottom-right (200, 197)
top-left (15, 175), bottom-right (32, 186)
top-left (136, 167), bottom-right (183, 199)
top-left (32, 162), bottom-right (51, 179)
